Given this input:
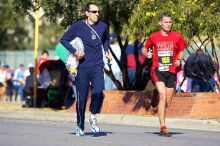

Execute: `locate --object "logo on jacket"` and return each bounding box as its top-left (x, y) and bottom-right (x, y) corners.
top-left (91, 31), bottom-right (96, 40)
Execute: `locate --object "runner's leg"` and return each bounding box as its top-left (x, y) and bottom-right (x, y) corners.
top-left (155, 82), bottom-right (167, 127)
top-left (166, 87), bottom-right (174, 107)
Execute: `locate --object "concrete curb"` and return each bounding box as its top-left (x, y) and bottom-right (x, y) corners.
top-left (0, 107), bottom-right (220, 132)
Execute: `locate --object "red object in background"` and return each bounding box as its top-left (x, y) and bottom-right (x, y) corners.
top-left (37, 57), bottom-right (49, 75)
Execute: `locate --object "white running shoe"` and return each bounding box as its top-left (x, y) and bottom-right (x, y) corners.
top-left (76, 126), bottom-right (84, 136)
top-left (88, 118), bottom-right (100, 133)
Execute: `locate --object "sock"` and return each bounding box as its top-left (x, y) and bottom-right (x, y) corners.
top-left (160, 125), bottom-right (167, 131)
top-left (90, 114), bottom-right (96, 120)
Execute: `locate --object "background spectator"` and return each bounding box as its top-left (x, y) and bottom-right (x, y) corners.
top-left (125, 34), bottom-right (145, 87)
top-left (184, 49), bottom-right (216, 92)
top-left (5, 65), bottom-right (14, 101)
top-left (24, 63), bottom-right (34, 79)
top-left (0, 65), bottom-right (7, 100)
top-left (13, 64), bottom-right (25, 101)
top-left (37, 49), bottom-right (49, 76)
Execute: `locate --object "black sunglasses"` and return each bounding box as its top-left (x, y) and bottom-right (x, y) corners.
top-left (88, 10), bottom-right (100, 14)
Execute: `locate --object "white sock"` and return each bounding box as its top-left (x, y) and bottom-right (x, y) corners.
top-left (90, 114), bottom-right (96, 119)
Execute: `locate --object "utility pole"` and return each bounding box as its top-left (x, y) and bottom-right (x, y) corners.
top-left (34, 0), bottom-right (39, 107)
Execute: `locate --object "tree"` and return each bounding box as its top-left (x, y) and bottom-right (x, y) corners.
top-left (0, 0), bottom-right (65, 51)
top-left (0, 0), bottom-right (29, 50)
top-left (124, 0), bottom-right (220, 40)
top-left (12, 0), bottom-right (66, 50)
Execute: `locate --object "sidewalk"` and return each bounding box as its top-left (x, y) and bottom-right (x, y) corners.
top-left (0, 102), bottom-right (220, 132)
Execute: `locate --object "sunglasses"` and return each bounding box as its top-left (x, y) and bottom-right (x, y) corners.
top-left (88, 10), bottom-right (100, 14)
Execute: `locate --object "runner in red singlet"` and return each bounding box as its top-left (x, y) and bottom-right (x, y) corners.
top-left (142, 13), bottom-right (187, 137)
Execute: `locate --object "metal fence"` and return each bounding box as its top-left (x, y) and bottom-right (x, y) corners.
top-left (0, 50), bottom-right (55, 70)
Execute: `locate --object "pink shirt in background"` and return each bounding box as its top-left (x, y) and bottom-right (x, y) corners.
top-left (176, 70), bottom-right (192, 92)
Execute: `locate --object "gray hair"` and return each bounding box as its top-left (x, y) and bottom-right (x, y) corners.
top-left (158, 13), bottom-right (172, 21)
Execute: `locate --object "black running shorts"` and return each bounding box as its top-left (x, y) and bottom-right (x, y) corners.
top-left (151, 68), bottom-right (176, 88)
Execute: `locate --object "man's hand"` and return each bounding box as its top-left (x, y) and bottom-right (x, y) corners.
top-left (176, 50), bottom-right (184, 67)
top-left (74, 50), bottom-right (85, 59)
top-left (142, 47), bottom-right (152, 58)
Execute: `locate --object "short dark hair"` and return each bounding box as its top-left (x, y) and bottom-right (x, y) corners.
top-left (29, 67), bottom-right (34, 73)
top-left (84, 2), bottom-right (98, 11)
top-left (158, 13), bottom-right (172, 21)
top-left (41, 49), bottom-right (49, 56)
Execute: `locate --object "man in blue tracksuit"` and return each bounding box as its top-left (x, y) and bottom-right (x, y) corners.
top-left (60, 2), bottom-right (111, 136)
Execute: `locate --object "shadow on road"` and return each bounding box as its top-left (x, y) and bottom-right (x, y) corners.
top-left (144, 131), bottom-right (184, 136)
top-left (69, 131), bottom-right (113, 137)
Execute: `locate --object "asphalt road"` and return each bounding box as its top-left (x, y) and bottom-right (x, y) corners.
top-left (0, 118), bottom-right (220, 146)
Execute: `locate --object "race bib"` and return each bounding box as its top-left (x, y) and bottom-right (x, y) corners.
top-left (158, 51), bottom-right (173, 71)
top-left (158, 66), bottom-right (170, 71)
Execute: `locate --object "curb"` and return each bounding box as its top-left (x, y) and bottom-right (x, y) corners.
top-left (0, 107), bottom-right (220, 132)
